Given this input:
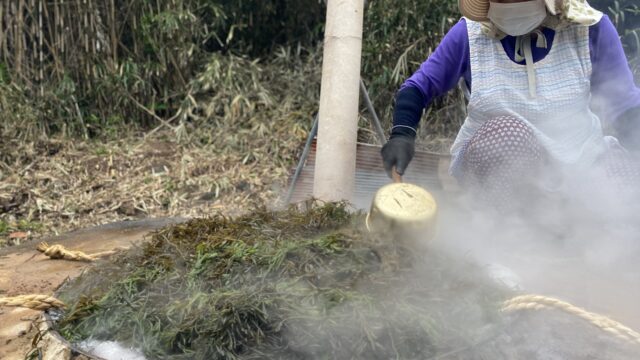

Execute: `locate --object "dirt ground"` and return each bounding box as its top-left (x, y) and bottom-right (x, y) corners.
top-left (0, 218), bottom-right (184, 359)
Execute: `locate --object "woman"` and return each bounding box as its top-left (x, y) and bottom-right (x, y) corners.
top-left (381, 0), bottom-right (640, 208)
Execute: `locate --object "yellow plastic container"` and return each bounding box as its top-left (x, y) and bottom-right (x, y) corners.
top-left (367, 181), bottom-right (438, 243)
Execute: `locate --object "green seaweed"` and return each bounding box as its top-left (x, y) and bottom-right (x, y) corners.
top-left (56, 202), bottom-right (509, 359)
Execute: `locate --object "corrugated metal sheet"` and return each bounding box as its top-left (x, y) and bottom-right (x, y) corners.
top-left (287, 139), bottom-right (457, 209)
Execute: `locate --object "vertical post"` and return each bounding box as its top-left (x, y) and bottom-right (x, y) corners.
top-left (313, 0), bottom-right (365, 202)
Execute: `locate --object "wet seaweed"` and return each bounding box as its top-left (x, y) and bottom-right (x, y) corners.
top-left (56, 202), bottom-right (511, 359)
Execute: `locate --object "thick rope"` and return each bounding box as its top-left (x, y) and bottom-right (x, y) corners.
top-left (0, 295), bottom-right (66, 311)
top-left (503, 294), bottom-right (640, 345)
top-left (36, 242), bottom-right (119, 262)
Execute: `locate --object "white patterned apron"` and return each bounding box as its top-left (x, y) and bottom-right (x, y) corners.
top-left (451, 20), bottom-right (608, 175)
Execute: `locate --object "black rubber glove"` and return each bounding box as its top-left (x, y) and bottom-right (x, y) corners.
top-left (381, 134), bottom-right (415, 177)
top-left (381, 86), bottom-right (424, 178)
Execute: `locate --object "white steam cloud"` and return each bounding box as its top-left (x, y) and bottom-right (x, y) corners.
top-left (422, 136), bottom-right (640, 357)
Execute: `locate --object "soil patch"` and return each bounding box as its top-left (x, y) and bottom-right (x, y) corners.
top-left (0, 218), bottom-right (183, 360)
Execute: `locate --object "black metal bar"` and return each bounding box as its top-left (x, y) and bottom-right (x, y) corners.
top-left (360, 79), bottom-right (387, 145)
top-left (285, 114), bottom-right (319, 204)
top-left (287, 79), bottom-right (383, 204)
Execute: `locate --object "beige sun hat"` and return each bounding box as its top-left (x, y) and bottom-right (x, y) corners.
top-left (459, 0), bottom-right (559, 22)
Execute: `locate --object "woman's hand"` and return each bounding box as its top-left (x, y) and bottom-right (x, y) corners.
top-left (381, 135), bottom-right (415, 178)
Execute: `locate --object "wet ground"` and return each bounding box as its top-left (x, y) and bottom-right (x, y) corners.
top-left (0, 218), bottom-right (183, 360)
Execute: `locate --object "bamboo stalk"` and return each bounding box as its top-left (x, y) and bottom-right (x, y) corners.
top-left (16, 0), bottom-right (25, 77)
top-left (132, 12), bottom-right (138, 56)
top-left (86, 0), bottom-right (93, 89)
top-left (110, 0), bottom-right (116, 64)
top-left (83, 0), bottom-right (88, 53)
top-left (42, 1), bottom-right (63, 78)
top-left (30, 0), bottom-right (37, 84)
top-left (88, 0), bottom-right (93, 55)
top-left (60, 0), bottom-right (65, 54)
top-left (23, 1), bottom-right (45, 86)
top-left (0, 2), bottom-right (5, 63)
top-left (4, 2), bottom-right (11, 66)
top-left (90, 0), bottom-right (97, 55)
top-left (53, 0), bottom-right (60, 52)
top-left (38, 0), bottom-right (43, 96)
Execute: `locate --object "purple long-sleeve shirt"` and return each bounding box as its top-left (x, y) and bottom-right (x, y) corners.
top-left (398, 15), bottom-right (640, 129)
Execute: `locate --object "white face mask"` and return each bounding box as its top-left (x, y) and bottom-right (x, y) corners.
top-left (487, 0), bottom-right (547, 36)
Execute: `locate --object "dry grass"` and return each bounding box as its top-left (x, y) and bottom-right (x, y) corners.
top-left (0, 46), bottom-right (324, 248)
top-left (0, 132), bottom-right (303, 248)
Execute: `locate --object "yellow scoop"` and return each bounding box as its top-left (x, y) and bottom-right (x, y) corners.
top-left (367, 170), bottom-right (438, 242)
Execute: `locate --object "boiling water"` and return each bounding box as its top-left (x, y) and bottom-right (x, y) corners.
top-left (76, 339), bottom-right (147, 360)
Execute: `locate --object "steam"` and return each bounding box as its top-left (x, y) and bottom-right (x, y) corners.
top-left (421, 130), bottom-right (640, 355)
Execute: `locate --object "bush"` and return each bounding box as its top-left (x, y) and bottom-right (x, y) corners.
top-left (593, 0), bottom-right (640, 78)
top-left (0, 0), bottom-right (463, 143)
top-left (0, 0), bottom-right (637, 143)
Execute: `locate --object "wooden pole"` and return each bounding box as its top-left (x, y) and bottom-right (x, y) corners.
top-left (313, 0), bottom-right (365, 202)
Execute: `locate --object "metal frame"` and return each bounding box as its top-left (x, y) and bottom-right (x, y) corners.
top-left (284, 79), bottom-right (385, 204)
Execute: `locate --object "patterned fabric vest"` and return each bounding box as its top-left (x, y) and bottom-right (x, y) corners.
top-left (451, 19), bottom-right (607, 172)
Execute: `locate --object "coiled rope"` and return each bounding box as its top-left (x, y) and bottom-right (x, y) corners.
top-left (36, 242), bottom-right (119, 262)
top-left (0, 295), bottom-right (65, 311)
top-left (503, 294), bottom-right (640, 345)
top-left (0, 244), bottom-right (122, 312)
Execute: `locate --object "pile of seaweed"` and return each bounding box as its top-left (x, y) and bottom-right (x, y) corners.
top-left (54, 203), bottom-right (640, 359)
